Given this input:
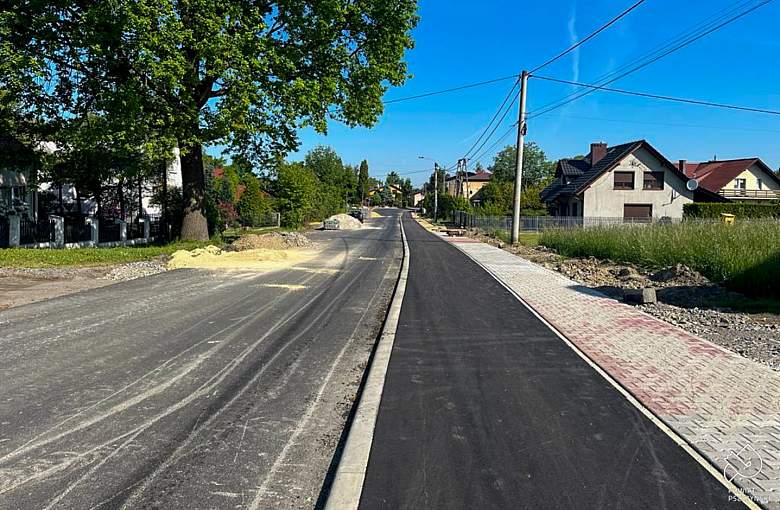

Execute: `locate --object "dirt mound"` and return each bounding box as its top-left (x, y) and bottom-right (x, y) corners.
top-left (231, 232), bottom-right (311, 251)
top-left (326, 213), bottom-right (362, 230)
top-left (167, 244), bottom-right (316, 270)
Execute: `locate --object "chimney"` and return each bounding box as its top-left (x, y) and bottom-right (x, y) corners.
top-left (590, 142), bottom-right (608, 165)
top-left (678, 159), bottom-right (686, 174)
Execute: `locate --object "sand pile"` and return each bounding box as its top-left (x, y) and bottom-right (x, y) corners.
top-left (326, 213), bottom-right (362, 230)
top-left (231, 232), bottom-right (311, 251)
top-left (167, 244), bottom-right (316, 270)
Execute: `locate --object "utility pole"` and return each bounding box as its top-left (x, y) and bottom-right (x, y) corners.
top-left (511, 70), bottom-right (529, 245)
top-left (433, 162), bottom-right (439, 222)
top-left (463, 158), bottom-right (470, 201)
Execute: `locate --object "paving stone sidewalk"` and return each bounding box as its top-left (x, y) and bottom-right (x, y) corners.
top-left (446, 235), bottom-right (780, 508)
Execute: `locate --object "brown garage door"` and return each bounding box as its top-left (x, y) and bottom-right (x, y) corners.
top-left (624, 204), bottom-right (652, 220)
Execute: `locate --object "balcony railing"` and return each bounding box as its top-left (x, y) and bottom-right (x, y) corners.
top-left (718, 189), bottom-right (780, 199)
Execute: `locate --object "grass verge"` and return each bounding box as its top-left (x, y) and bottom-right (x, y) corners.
top-left (0, 241), bottom-right (213, 268)
top-left (539, 220), bottom-right (780, 299)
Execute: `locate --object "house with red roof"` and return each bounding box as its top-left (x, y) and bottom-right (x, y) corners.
top-left (679, 158), bottom-right (780, 201)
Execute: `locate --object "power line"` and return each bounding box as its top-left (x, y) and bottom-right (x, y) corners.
top-left (534, 112), bottom-right (780, 133)
top-left (461, 79), bottom-right (520, 160)
top-left (532, 75), bottom-right (780, 115)
top-left (462, 89), bottom-right (520, 162)
top-left (468, 124), bottom-right (518, 169)
top-left (528, 0), bottom-right (775, 119)
top-left (455, 0), bottom-right (647, 168)
top-left (527, 0), bottom-right (759, 116)
top-left (530, 0), bottom-right (647, 74)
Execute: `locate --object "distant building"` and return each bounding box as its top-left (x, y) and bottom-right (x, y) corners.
top-left (680, 158), bottom-right (780, 201)
top-left (444, 169), bottom-right (492, 200)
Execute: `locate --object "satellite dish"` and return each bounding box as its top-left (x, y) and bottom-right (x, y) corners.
top-left (686, 179), bottom-right (699, 191)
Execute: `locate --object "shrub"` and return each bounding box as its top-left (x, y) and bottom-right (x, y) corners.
top-left (684, 202), bottom-right (780, 219)
top-left (540, 220), bottom-right (780, 298)
top-left (237, 175), bottom-right (272, 227)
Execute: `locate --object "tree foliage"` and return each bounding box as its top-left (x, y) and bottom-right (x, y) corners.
top-left (1, 1), bottom-right (419, 239)
top-left (274, 162), bottom-right (319, 227)
top-left (489, 142), bottom-right (556, 187)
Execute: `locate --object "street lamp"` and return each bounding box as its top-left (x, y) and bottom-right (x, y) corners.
top-left (418, 156), bottom-right (444, 222)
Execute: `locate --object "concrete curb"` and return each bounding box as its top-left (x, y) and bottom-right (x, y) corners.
top-left (323, 213), bottom-right (410, 510)
top-left (445, 235), bottom-right (762, 510)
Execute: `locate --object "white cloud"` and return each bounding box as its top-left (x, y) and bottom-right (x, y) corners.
top-left (567, 5), bottom-right (580, 84)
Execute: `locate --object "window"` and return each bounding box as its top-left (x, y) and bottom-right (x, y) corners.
top-left (643, 172), bottom-right (664, 190)
top-left (734, 178), bottom-right (747, 189)
top-left (614, 172), bottom-right (635, 190)
top-left (571, 202), bottom-right (578, 217)
top-left (758, 179), bottom-right (763, 190)
top-left (624, 204), bottom-right (652, 220)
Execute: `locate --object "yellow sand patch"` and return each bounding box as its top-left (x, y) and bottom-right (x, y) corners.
top-left (259, 283), bottom-right (307, 291)
top-left (167, 245), bottom-right (318, 271)
top-left (370, 210), bottom-right (382, 218)
top-left (290, 266), bottom-right (341, 275)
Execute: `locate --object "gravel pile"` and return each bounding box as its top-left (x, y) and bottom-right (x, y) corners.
top-left (231, 232), bottom-right (311, 251)
top-left (100, 260), bottom-right (168, 281)
top-left (325, 213), bottom-right (362, 230)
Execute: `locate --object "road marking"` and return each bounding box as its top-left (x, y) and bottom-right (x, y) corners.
top-left (324, 214), bottom-right (410, 510)
top-left (448, 235), bottom-right (761, 510)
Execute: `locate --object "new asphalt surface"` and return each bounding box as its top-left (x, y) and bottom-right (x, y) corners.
top-left (358, 213), bottom-right (745, 509)
top-left (0, 210), bottom-right (402, 509)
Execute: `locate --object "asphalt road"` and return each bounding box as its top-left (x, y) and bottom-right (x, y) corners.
top-left (0, 210), bottom-right (402, 509)
top-left (358, 213), bottom-right (744, 509)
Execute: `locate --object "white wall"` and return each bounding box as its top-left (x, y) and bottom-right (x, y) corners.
top-left (582, 147), bottom-right (693, 219)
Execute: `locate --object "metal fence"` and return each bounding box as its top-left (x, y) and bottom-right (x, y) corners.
top-left (64, 216), bottom-right (91, 243)
top-left (453, 211), bottom-right (675, 234)
top-left (20, 216), bottom-right (55, 245)
top-left (0, 217), bottom-right (8, 248)
top-left (98, 218), bottom-right (121, 243)
top-left (127, 218), bottom-right (145, 240)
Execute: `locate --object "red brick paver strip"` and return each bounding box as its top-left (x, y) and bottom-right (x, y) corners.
top-left (447, 235), bottom-right (780, 508)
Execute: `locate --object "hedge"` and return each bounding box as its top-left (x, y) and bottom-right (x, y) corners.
top-left (683, 202), bottom-right (780, 219)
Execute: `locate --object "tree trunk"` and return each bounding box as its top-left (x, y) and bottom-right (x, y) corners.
top-left (179, 142), bottom-right (209, 240)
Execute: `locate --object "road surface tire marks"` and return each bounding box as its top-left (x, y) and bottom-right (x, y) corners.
top-left (0, 213), bottom-right (402, 509)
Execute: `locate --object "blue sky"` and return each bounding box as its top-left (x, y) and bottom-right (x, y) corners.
top-left (210, 0), bottom-right (780, 186)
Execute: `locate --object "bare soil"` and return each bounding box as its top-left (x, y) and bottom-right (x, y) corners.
top-left (0, 260), bottom-right (167, 310)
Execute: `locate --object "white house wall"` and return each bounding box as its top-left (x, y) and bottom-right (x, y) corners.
top-left (582, 148), bottom-right (693, 219)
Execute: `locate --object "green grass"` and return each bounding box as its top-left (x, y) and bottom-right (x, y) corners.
top-left (484, 229), bottom-right (540, 247)
top-left (540, 220), bottom-right (780, 298)
top-left (0, 241), bottom-right (213, 268)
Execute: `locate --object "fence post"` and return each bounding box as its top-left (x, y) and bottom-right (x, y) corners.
top-left (8, 215), bottom-right (20, 247)
top-left (276, 212), bottom-right (281, 228)
top-left (50, 215), bottom-right (64, 248)
top-left (142, 216), bottom-right (150, 240)
top-left (87, 216), bottom-right (99, 245)
top-left (118, 220), bottom-right (127, 242)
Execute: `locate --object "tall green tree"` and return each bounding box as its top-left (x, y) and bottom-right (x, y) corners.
top-left (274, 162), bottom-right (319, 227)
top-left (2, 1), bottom-right (418, 239)
top-left (357, 160), bottom-right (370, 204)
top-left (489, 142), bottom-right (555, 187)
top-left (385, 171), bottom-right (402, 188)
